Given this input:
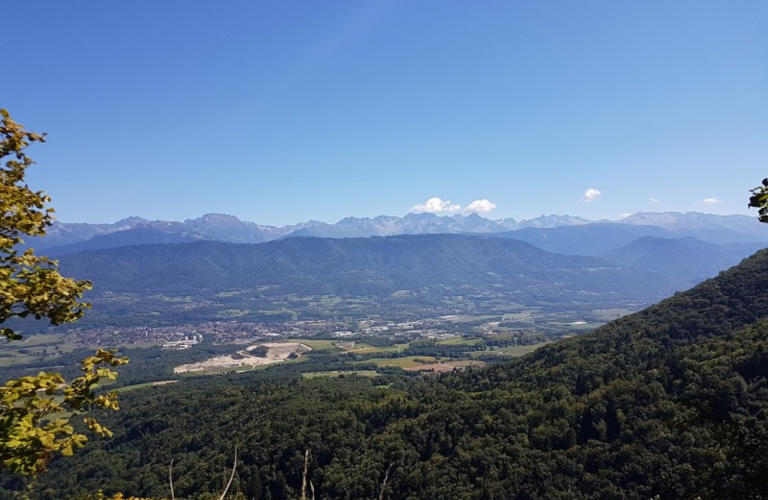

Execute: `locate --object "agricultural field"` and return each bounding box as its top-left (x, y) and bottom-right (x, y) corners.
top-left (347, 343), bottom-right (409, 355)
top-left (0, 307), bottom-right (606, 384)
top-left (290, 339), bottom-right (338, 350)
top-left (436, 337), bottom-right (484, 345)
top-left (361, 356), bottom-right (438, 369)
top-left (404, 359), bottom-right (486, 372)
top-left (590, 308), bottom-right (635, 321)
top-left (0, 333), bottom-right (77, 367)
top-left (470, 343), bottom-right (547, 358)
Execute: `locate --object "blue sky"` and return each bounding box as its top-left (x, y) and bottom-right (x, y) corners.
top-left (3, 1), bottom-right (766, 225)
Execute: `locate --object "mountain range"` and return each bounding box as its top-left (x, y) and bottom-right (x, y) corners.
top-left (32, 211), bottom-right (768, 254)
top-left (58, 234), bottom-right (685, 302)
top-left (35, 212), bottom-right (766, 289)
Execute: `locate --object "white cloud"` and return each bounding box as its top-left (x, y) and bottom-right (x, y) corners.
top-left (619, 212), bottom-right (632, 219)
top-left (463, 199), bottom-right (497, 214)
top-left (411, 197), bottom-right (462, 214)
top-left (649, 197), bottom-right (660, 204)
top-left (703, 197), bottom-right (722, 205)
top-left (580, 188), bottom-right (601, 202)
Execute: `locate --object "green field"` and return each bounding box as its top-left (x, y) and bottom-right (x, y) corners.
top-left (349, 342), bottom-right (410, 354)
top-left (255, 308), bottom-right (298, 318)
top-left (436, 337), bottom-right (483, 345)
top-left (217, 308), bottom-right (252, 318)
top-left (349, 347), bottom-right (387, 354)
top-left (497, 343), bottom-right (546, 356)
top-left (307, 296), bottom-right (342, 307)
top-left (0, 333), bottom-right (77, 367)
top-left (502, 311), bottom-right (536, 321)
top-left (469, 343), bottom-right (546, 358)
top-left (361, 356), bottom-right (438, 369)
top-left (292, 339), bottom-right (339, 350)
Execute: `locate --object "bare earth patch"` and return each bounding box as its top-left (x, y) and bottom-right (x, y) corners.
top-left (405, 360), bottom-right (486, 373)
top-left (173, 342), bottom-right (311, 373)
top-left (405, 363), bottom-right (457, 373)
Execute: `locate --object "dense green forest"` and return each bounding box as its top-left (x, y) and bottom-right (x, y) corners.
top-left (4, 248), bottom-right (767, 499)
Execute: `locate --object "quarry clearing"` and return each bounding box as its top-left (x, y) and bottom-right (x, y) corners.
top-left (173, 342), bottom-right (311, 373)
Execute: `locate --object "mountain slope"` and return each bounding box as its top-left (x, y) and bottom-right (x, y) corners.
top-left (500, 222), bottom-right (768, 256)
top-left (57, 234), bottom-right (685, 301)
top-left (25, 249), bottom-right (768, 500)
top-left (23, 217), bottom-right (150, 250)
top-left (604, 236), bottom-right (765, 282)
top-left (498, 223), bottom-right (674, 255)
top-left (45, 224), bottom-right (211, 255)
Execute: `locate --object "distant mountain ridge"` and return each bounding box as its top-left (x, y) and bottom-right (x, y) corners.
top-left (57, 233), bottom-right (686, 305)
top-left (604, 236), bottom-right (766, 283)
top-left (34, 211), bottom-right (767, 254)
top-left (617, 211), bottom-right (763, 232)
top-left (45, 224), bottom-right (211, 255)
top-left (35, 212), bottom-right (768, 287)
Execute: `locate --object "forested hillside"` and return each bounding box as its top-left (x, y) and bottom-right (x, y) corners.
top-left (57, 234), bottom-right (678, 297)
top-left (7, 249), bottom-right (767, 499)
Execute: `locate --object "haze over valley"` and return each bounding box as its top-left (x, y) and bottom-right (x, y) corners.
top-left (5, 210), bottom-right (764, 373)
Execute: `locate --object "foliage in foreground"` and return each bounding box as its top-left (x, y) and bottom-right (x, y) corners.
top-left (0, 109), bottom-right (126, 479)
top-left (0, 109), bottom-right (91, 343)
top-left (749, 178), bottom-right (768, 223)
top-left (1, 349), bottom-right (126, 475)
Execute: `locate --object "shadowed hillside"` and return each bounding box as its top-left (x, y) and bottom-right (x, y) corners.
top-left (57, 234), bottom-right (684, 299)
top-left (604, 236), bottom-right (765, 282)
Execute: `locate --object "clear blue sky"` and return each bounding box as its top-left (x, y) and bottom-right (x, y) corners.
top-left (3, 1), bottom-right (766, 225)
